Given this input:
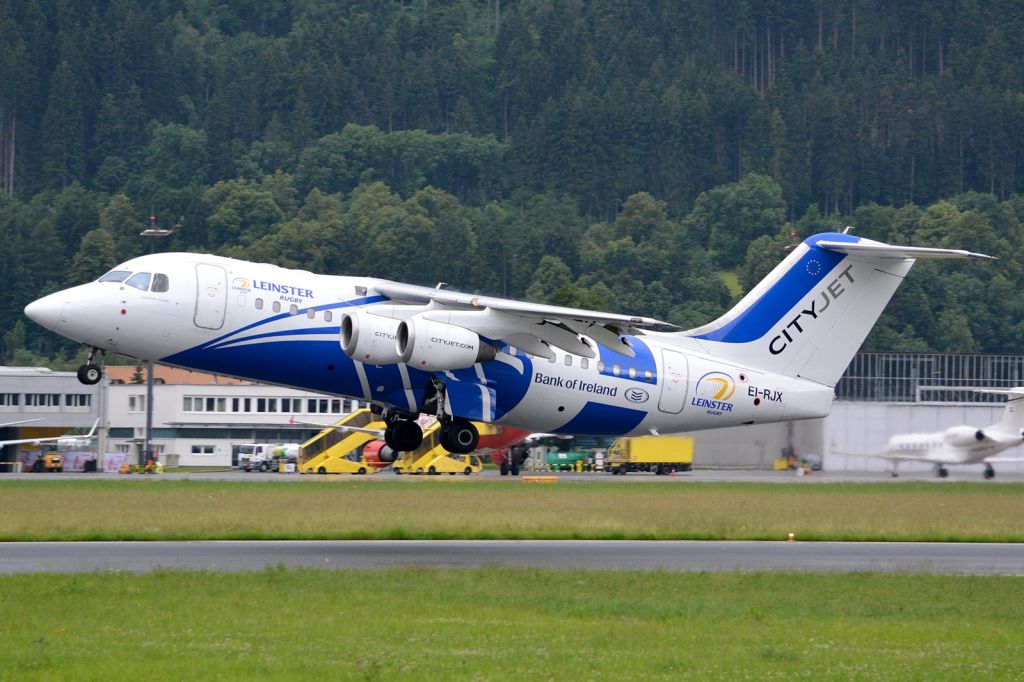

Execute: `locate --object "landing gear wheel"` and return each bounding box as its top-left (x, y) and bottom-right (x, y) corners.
top-left (937, 466), bottom-right (949, 478)
top-left (984, 464), bottom-right (995, 480)
top-left (441, 420), bottom-right (479, 454)
top-left (77, 364), bottom-right (102, 385)
top-left (510, 463), bottom-right (520, 476)
top-left (500, 462), bottom-right (509, 476)
top-left (386, 420), bottom-right (423, 452)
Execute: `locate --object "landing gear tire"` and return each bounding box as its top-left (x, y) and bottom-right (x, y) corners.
top-left (984, 464), bottom-right (995, 480)
top-left (77, 363), bottom-right (102, 385)
top-left (510, 463), bottom-right (520, 476)
top-left (386, 420), bottom-right (423, 452)
top-left (500, 462), bottom-right (509, 476)
top-left (441, 420), bottom-right (479, 454)
top-left (937, 466), bottom-right (949, 478)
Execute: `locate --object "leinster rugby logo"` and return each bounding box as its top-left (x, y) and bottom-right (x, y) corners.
top-left (231, 277), bottom-right (251, 292)
top-left (624, 387), bottom-right (650, 404)
top-left (692, 371), bottom-right (736, 415)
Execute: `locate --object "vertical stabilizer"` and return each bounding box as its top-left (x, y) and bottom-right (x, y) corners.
top-left (683, 233), bottom-right (993, 388)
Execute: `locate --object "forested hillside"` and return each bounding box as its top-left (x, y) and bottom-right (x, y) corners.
top-left (1, 0), bottom-right (1023, 367)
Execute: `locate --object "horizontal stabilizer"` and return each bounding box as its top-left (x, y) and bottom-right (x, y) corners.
top-left (816, 241), bottom-right (995, 260)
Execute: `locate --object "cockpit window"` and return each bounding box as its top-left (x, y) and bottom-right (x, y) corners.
top-left (125, 272), bottom-right (152, 291)
top-left (151, 273), bottom-right (169, 292)
top-left (99, 270), bottom-right (131, 283)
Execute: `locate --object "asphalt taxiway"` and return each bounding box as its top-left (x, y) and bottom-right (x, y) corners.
top-left (2, 540), bottom-right (1021, 575)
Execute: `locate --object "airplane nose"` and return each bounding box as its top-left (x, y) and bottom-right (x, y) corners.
top-left (24, 293), bottom-right (65, 331)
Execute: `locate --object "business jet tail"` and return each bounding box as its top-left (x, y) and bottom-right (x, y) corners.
top-left (683, 233), bottom-right (993, 388)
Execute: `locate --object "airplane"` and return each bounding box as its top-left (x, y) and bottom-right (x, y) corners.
top-left (876, 388), bottom-right (1024, 479)
top-left (23, 232), bottom-right (992, 461)
top-left (0, 419), bottom-right (100, 448)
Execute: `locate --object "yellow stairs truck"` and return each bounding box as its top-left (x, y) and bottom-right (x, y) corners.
top-left (391, 420), bottom-right (496, 475)
top-left (606, 435), bottom-right (694, 475)
top-left (299, 408), bottom-right (385, 475)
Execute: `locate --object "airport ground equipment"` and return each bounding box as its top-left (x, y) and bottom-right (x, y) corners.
top-left (299, 408), bottom-right (385, 474)
top-left (606, 435), bottom-right (694, 475)
top-left (238, 443), bottom-right (281, 472)
top-left (547, 450), bottom-right (588, 471)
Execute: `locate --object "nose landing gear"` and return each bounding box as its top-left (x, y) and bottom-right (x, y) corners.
top-left (76, 348), bottom-right (104, 385)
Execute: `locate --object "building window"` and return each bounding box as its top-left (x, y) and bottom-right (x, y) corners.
top-left (25, 393), bottom-right (61, 407)
top-left (331, 399), bottom-right (342, 413)
top-left (65, 394), bottom-right (91, 407)
top-left (191, 445), bottom-right (216, 456)
top-left (183, 397), bottom-right (193, 411)
top-left (0, 393), bottom-right (19, 406)
top-left (128, 395), bottom-right (146, 412)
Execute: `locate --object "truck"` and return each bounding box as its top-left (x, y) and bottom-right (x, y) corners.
top-left (238, 443), bottom-right (297, 472)
top-left (605, 435), bottom-right (694, 475)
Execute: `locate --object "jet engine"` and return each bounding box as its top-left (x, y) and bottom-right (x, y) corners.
top-left (944, 425), bottom-right (986, 447)
top-left (340, 310), bottom-right (402, 365)
top-left (396, 316), bottom-right (496, 371)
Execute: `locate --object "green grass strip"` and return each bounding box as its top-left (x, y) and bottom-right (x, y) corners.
top-left (2, 479), bottom-right (1023, 542)
top-left (1, 568), bottom-right (1022, 679)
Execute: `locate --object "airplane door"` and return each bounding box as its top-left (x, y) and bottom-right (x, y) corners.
top-left (658, 349), bottom-right (688, 414)
top-left (194, 263), bottom-right (227, 330)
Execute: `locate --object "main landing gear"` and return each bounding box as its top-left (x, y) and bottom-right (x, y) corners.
top-left (936, 465), bottom-right (949, 478)
top-left (440, 419), bottom-right (479, 455)
top-left (76, 348), bottom-right (103, 385)
top-left (984, 463), bottom-right (995, 480)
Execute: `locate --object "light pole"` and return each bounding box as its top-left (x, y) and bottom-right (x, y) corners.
top-left (138, 215), bottom-right (176, 464)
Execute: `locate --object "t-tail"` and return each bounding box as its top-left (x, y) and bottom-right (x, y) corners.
top-left (683, 233), bottom-right (993, 388)
top-left (975, 387), bottom-right (1024, 437)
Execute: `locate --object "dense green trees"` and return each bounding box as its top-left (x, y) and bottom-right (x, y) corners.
top-left (1, 0), bottom-right (1023, 362)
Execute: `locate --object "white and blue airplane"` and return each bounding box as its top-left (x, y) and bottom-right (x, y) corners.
top-left (24, 232), bottom-right (991, 457)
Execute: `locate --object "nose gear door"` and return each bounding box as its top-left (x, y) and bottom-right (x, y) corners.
top-left (194, 263), bottom-right (227, 330)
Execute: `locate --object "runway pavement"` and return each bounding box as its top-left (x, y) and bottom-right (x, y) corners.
top-left (2, 540), bottom-right (1022, 575)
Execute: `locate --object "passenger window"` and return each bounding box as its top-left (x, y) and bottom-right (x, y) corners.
top-left (255, 298), bottom-right (263, 310)
top-left (581, 358), bottom-right (589, 370)
top-left (628, 367), bottom-right (637, 379)
top-left (125, 272), bottom-right (152, 291)
top-left (99, 270), bottom-right (131, 283)
top-left (272, 301), bottom-right (281, 313)
top-left (290, 304), bottom-right (299, 315)
top-left (306, 308), bottom-right (316, 319)
top-left (612, 364), bottom-right (621, 376)
top-left (597, 361), bottom-right (605, 372)
top-left (564, 355), bottom-right (572, 366)
top-left (548, 353), bottom-right (555, 363)
top-left (151, 273), bottom-right (169, 292)
top-left (324, 311), bottom-right (333, 322)
top-left (644, 370), bottom-right (653, 382)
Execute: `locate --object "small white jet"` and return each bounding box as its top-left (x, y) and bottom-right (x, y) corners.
top-left (0, 419), bottom-right (99, 448)
top-left (880, 389), bottom-right (1024, 479)
top-left (23, 232), bottom-right (991, 457)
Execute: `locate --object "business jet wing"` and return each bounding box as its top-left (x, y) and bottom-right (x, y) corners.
top-left (0, 419), bottom-right (99, 447)
top-left (296, 421), bottom-right (386, 438)
top-left (0, 418), bottom-right (43, 428)
top-left (372, 281), bottom-right (675, 359)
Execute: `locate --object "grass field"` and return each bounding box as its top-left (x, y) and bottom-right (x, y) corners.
top-left (2, 479), bottom-right (1023, 542)
top-left (1, 568), bottom-right (1021, 679)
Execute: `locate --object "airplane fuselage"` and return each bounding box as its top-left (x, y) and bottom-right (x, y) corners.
top-left (31, 252), bottom-right (834, 438)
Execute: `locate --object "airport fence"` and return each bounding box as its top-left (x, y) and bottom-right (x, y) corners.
top-left (835, 353), bottom-right (1024, 403)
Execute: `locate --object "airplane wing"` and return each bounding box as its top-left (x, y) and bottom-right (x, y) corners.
top-left (0, 419), bottom-right (99, 447)
top-left (372, 281), bottom-right (676, 359)
top-left (0, 418), bottom-right (43, 428)
top-left (296, 420), bottom-right (386, 438)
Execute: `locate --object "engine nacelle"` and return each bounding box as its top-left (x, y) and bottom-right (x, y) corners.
top-left (396, 316), bottom-right (496, 371)
top-left (340, 310), bottom-right (402, 365)
top-left (944, 425), bottom-right (986, 447)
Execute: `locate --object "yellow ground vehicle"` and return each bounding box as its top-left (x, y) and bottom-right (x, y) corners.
top-left (606, 435), bottom-right (694, 475)
top-left (42, 452), bottom-right (63, 472)
top-left (299, 408), bottom-right (385, 475)
top-left (419, 453), bottom-right (483, 475)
